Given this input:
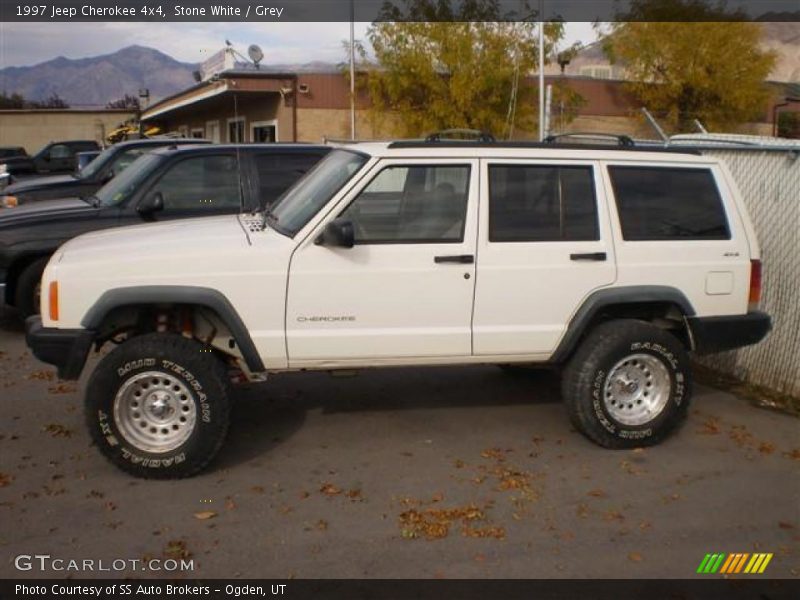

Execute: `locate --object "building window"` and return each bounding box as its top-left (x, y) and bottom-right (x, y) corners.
top-left (191, 128), bottom-right (205, 139)
top-left (252, 120), bottom-right (278, 143)
top-left (227, 117), bottom-right (246, 143)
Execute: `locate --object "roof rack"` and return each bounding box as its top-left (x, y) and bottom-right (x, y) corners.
top-left (425, 129), bottom-right (496, 143)
top-left (544, 132), bottom-right (635, 147)
top-left (386, 140), bottom-right (701, 155)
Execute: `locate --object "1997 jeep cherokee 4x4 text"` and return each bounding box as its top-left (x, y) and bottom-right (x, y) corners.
top-left (26, 141), bottom-right (772, 478)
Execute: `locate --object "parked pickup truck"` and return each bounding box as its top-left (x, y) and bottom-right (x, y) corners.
top-left (25, 140), bottom-right (772, 478)
top-left (0, 138), bottom-right (209, 208)
top-left (0, 143), bottom-right (330, 317)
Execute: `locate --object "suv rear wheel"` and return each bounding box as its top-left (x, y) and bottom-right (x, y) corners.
top-left (562, 319), bottom-right (691, 448)
top-left (86, 333), bottom-right (231, 478)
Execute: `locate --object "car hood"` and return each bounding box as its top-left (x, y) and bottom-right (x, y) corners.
top-left (0, 197), bottom-right (95, 228)
top-left (4, 174), bottom-right (78, 194)
top-left (58, 214), bottom-right (251, 261)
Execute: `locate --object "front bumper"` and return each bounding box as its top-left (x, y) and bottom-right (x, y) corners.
top-left (25, 316), bottom-right (94, 380)
top-left (688, 310), bottom-right (772, 355)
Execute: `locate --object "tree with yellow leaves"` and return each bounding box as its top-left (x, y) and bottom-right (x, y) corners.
top-left (601, 1), bottom-right (776, 132)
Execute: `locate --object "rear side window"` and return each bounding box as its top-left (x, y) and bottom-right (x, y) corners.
top-left (488, 165), bottom-right (598, 242)
top-left (253, 153), bottom-right (324, 207)
top-left (608, 166), bottom-right (730, 241)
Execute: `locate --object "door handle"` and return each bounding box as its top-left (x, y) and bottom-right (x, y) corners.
top-left (434, 254), bottom-right (474, 264)
top-left (570, 252), bottom-right (607, 261)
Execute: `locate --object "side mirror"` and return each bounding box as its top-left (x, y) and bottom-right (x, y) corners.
top-left (137, 192), bottom-right (164, 215)
top-left (315, 218), bottom-right (355, 248)
top-left (100, 171), bottom-right (114, 184)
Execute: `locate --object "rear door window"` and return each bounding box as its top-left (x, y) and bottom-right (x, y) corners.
top-left (488, 164), bottom-right (599, 242)
top-left (608, 166), bottom-right (730, 240)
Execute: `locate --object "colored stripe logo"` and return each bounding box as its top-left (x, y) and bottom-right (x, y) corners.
top-left (697, 553), bottom-right (773, 574)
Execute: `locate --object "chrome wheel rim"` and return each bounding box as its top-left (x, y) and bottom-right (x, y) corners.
top-left (113, 371), bottom-right (197, 453)
top-left (603, 353), bottom-right (671, 426)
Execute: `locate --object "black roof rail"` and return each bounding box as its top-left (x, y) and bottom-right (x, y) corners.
top-left (386, 140), bottom-right (701, 155)
top-left (544, 132), bottom-right (636, 147)
top-left (425, 129), bottom-right (496, 143)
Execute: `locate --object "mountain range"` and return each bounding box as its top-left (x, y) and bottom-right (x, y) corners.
top-left (1, 23), bottom-right (798, 108)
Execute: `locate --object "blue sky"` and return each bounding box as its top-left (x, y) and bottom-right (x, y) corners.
top-left (0, 22), bottom-right (597, 68)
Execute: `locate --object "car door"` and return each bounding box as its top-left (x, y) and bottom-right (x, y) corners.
top-left (286, 159), bottom-right (479, 365)
top-left (48, 144), bottom-right (75, 172)
top-left (134, 153), bottom-right (246, 220)
top-left (472, 159), bottom-right (617, 357)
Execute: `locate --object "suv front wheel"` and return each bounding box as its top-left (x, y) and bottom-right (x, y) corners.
top-left (562, 320), bottom-right (691, 448)
top-left (86, 333), bottom-right (232, 478)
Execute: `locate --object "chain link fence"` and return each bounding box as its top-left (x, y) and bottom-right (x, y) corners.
top-left (668, 134), bottom-right (800, 398)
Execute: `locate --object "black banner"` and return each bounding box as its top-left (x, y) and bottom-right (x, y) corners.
top-left (2, 579), bottom-right (800, 600)
top-left (0, 0), bottom-right (798, 22)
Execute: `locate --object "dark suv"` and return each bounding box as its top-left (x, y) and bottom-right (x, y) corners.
top-left (30, 140), bottom-right (100, 174)
top-left (0, 143), bottom-right (330, 317)
top-left (1, 138), bottom-right (209, 208)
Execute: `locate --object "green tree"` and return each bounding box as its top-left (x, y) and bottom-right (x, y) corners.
top-left (600, 1), bottom-right (776, 132)
top-left (359, 1), bottom-right (574, 138)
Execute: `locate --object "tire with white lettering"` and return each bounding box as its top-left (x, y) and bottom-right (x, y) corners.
top-left (86, 333), bottom-right (231, 478)
top-left (561, 320), bottom-right (691, 448)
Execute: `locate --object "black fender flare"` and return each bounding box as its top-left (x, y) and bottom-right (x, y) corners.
top-left (549, 285), bottom-right (696, 364)
top-left (81, 286), bottom-right (265, 372)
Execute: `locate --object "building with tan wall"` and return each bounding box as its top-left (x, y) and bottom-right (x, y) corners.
top-left (0, 109), bottom-right (136, 153)
top-left (141, 69), bottom-right (792, 143)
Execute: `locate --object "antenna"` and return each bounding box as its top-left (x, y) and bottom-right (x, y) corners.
top-left (247, 44), bottom-right (264, 69)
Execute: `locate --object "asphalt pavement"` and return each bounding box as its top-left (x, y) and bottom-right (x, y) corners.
top-left (0, 307), bottom-right (798, 579)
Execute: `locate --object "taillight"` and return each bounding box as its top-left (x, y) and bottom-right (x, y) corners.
top-left (48, 281), bottom-right (59, 321)
top-left (748, 259), bottom-right (762, 311)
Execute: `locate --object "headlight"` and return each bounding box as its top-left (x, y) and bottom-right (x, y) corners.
top-left (1, 195), bottom-right (19, 208)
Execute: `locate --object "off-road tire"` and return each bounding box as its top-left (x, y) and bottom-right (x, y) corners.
top-left (15, 256), bottom-right (49, 318)
top-left (86, 333), bottom-right (231, 478)
top-left (562, 319), bottom-right (691, 449)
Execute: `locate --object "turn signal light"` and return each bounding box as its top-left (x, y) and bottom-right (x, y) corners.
top-left (49, 281), bottom-right (59, 321)
top-left (1, 195), bottom-right (18, 208)
top-left (748, 259), bottom-right (762, 310)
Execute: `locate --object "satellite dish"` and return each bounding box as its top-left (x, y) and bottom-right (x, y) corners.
top-left (248, 44), bottom-right (264, 68)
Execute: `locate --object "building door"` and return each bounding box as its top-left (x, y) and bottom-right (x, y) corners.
top-left (252, 121), bottom-right (277, 143)
top-left (206, 121), bottom-right (220, 143)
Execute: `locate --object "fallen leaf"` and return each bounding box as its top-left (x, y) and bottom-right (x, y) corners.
top-left (778, 521), bottom-right (795, 530)
top-left (320, 483), bottom-right (341, 496)
top-left (758, 442), bottom-right (775, 455)
top-left (250, 486), bottom-right (265, 494)
top-left (42, 423), bottom-right (73, 438)
top-left (783, 448), bottom-right (800, 461)
top-left (346, 489), bottom-right (363, 501)
top-left (193, 511), bottom-right (217, 520)
top-left (628, 552), bottom-right (643, 562)
top-left (105, 501), bottom-right (117, 511)
top-left (225, 497), bottom-right (236, 510)
top-left (698, 418), bottom-right (721, 435)
top-left (587, 489), bottom-right (607, 498)
top-left (316, 519), bottom-right (328, 531)
top-left (0, 473), bottom-right (13, 487)
top-left (163, 540), bottom-right (191, 560)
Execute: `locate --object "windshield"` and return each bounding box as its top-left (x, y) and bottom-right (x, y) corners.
top-left (268, 149), bottom-right (368, 237)
top-left (94, 153), bottom-right (163, 207)
top-left (78, 145), bottom-right (119, 179)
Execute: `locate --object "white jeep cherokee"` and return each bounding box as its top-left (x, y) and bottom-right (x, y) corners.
top-left (25, 140), bottom-right (772, 478)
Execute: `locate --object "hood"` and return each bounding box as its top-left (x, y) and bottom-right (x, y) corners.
top-left (4, 174), bottom-right (79, 194)
top-left (0, 197), bottom-right (95, 229)
top-left (59, 214), bottom-right (250, 261)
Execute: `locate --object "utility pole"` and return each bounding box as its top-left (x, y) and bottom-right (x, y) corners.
top-left (538, 0), bottom-right (545, 141)
top-left (350, 0), bottom-right (356, 140)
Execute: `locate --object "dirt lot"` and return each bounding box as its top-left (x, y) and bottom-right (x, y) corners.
top-left (0, 306), bottom-right (798, 579)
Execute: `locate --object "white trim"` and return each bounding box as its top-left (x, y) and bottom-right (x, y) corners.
top-left (177, 125), bottom-right (189, 137)
top-left (226, 116), bottom-right (247, 143)
top-left (142, 83), bottom-right (229, 120)
top-left (205, 120), bottom-right (221, 143)
top-left (251, 119), bottom-right (279, 143)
